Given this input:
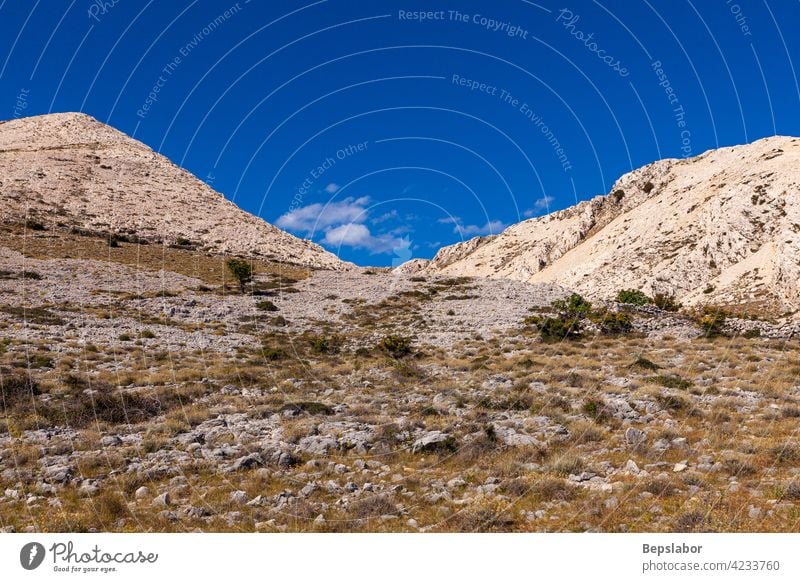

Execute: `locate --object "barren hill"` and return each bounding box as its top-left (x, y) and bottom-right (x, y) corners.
top-left (0, 112), bottom-right (348, 270)
top-left (404, 136), bottom-right (800, 315)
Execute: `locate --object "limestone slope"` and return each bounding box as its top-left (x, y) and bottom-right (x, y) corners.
top-left (408, 136), bottom-right (800, 314)
top-left (0, 112), bottom-right (349, 270)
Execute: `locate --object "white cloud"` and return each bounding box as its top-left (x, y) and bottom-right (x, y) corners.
top-left (323, 223), bottom-right (409, 254)
top-left (535, 195), bottom-right (554, 209)
top-left (524, 195), bottom-right (555, 217)
top-left (372, 210), bottom-right (399, 224)
top-left (457, 220), bottom-right (507, 236)
top-left (324, 183), bottom-right (340, 193)
top-left (276, 196), bottom-right (369, 235)
top-left (438, 216), bottom-right (505, 236)
top-left (278, 196), bottom-right (410, 255)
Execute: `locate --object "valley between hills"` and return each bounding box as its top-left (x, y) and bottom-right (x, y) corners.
top-left (1, 113), bottom-right (799, 533)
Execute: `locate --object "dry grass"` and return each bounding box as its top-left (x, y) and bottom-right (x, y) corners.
top-left (0, 226), bottom-right (309, 286)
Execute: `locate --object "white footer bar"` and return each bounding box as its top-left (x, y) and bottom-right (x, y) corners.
top-left (1, 533), bottom-right (797, 581)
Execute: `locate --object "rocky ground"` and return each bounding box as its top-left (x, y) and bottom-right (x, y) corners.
top-left (2, 225), bottom-right (800, 533)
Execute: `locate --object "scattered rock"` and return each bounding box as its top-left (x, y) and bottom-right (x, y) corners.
top-left (412, 431), bottom-right (455, 454)
top-left (624, 427), bottom-right (647, 447)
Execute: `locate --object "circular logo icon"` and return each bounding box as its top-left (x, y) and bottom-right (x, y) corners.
top-left (20, 542), bottom-right (46, 570)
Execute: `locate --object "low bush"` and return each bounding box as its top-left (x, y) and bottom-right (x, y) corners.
top-left (653, 293), bottom-right (681, 312)
top-left (590, 308), bottom-right (633, 335)
top-left (551, 293), bottom-right (592, 317)
top-left (694, 305), bottom-right (728, 336)
top-left (310, 334), bottom-right (341, 354)
top-left (630, 355), bottom-right (661, 370)
top-left (535, 315), bottom-right (582, 341)
top-left (378, 334), bottom-right (412, 358)
top-left (616, 289), bottom-right (651, 305)
top-left (646, 374), bottom-right (692, 390)
top-left (280, 401), bottom-right (334, 416)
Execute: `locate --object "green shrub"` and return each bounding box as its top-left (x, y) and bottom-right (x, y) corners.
top-left (175, 237), bottom-right (193, 247)
top-left (28, 354), bottom-right (54, 368)
top-left (694, 306), bottom-right (727, 336)
top-left (590, 308), bottom-right (633, 335)
top-left (652, 292), bottom-right (681, 312)
top-left (0, 373), bottom-right (40, 406)
top-left (226, 259), bottom-right (254, 293)
top-left (536, 316), bottom-right (582, 341)
top-left (647, 374), bottom-right (692, 390)
top-left (743, 328), bottom-right (761, 339)
top-left (630, 355), bottom-right (661, 370)
top-left (655, 393), bottom-right (688, 411)
top-left (139, 329), bottom-right (156, 339)
top-left (616, 289), bottom-right (651, 305)
top-left (280, 401), bottom-right (334, 415)
top-left (551, 293), bottom-right (592, 317)
top-left (378, 334), bottom-right (413, 358)
top-left (256, 300), bottom-right (278, 312)
top-left (582, 399), bottom-right (610, 422)
top-left (262, 347), bottom-right (286, 361)
top-left (310, 334), bottom-right (341, 354)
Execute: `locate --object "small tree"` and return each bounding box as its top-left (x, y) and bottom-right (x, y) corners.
top-left (226, 259), bottom-right (253, 293)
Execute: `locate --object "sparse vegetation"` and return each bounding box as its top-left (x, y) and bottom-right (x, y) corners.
top-left (3, 225), bottom-right (800, 534)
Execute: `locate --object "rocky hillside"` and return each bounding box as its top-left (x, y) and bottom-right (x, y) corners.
top-left (0, 112), bottom-right (348, 270)
top-left (403, 136), bottom-right (800, 315)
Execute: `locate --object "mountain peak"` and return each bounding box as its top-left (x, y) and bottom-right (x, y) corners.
top-left (0, 112), bottom-right (350, 270)
top-left (402, 136), bottom-right (800, 316)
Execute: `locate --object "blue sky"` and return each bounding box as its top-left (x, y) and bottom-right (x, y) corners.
top-left (1, 0), bottom-right (799, 266)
